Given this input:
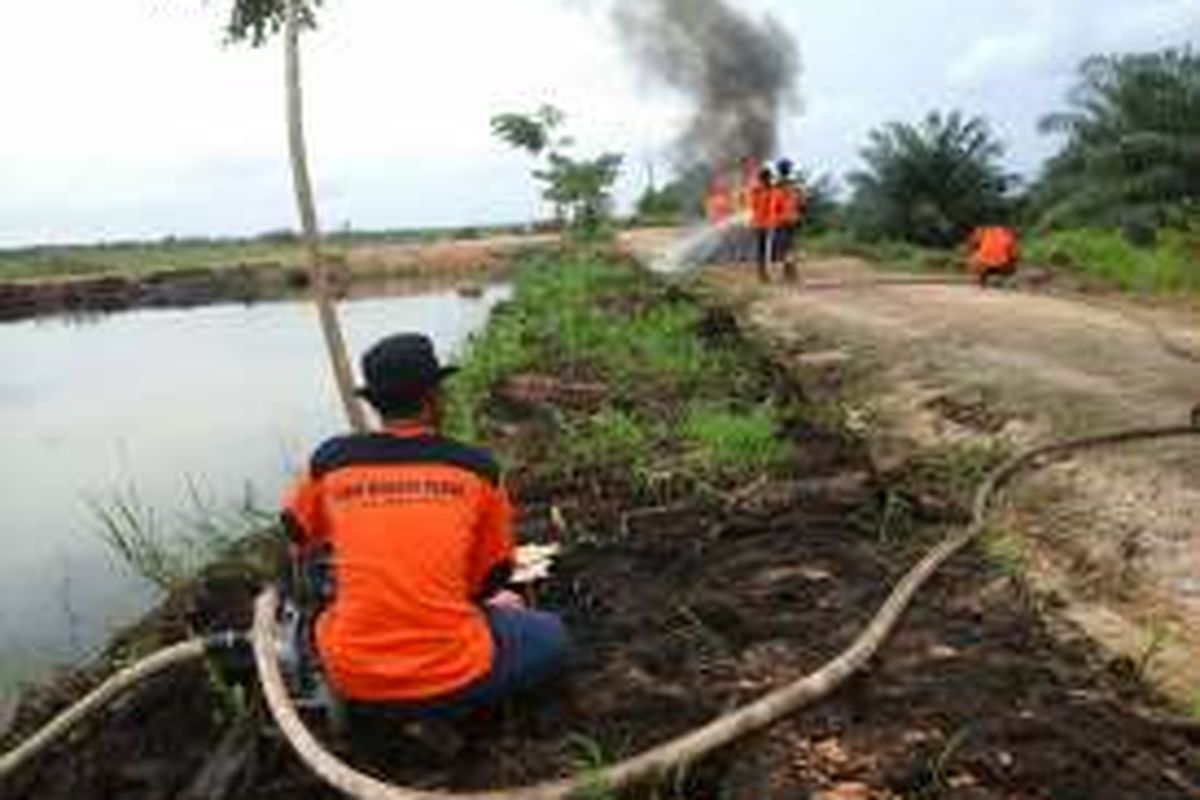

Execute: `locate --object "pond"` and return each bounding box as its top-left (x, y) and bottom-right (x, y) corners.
top-left (0, 285), bottom-right (510, 693)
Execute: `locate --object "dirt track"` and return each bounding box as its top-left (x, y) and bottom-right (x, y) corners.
top-left (703, 255), bottom-right (1200, 704)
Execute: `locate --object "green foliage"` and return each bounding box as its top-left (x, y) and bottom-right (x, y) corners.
top-left (1025, 227), bottom-right (1200, 292)
top-left (978, 528), bottom-right (1031, 577)
top-left (207, 0), bottom-right (321, 47)
top-left (537, 153), bottom-right (625, 233)
top-left (490, 105), bottom-right (568, 157)
top-left (635, 181), bottom-right (687, 224)
top-left (491, 106), bottom-right (624, 233)
top-left (1034, 48), bottom-right (1200, 229)
top-left (847, 111), bottom-right (1014, 248)
top-left (446, 254), bottom-right (792, 490)
top-left (561, 409), bottom-right (658, 479)
top-left (874, 490), bottom-right (918, 543)
top-left (91, 482), bottom-right (274, 591)
top-left (565, 733), bottom-right (618, 800)
top-left (798, 171), bottom-right (842, 233)
top-left (682, 404), bottom-right (789, 478)
top-left (445, 312), bottom-right (537, 442)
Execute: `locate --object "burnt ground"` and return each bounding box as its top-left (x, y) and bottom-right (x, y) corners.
top-left (4, 281), bottom-right (1199, 799)
top-left (6, 427), bottom-right (1198, 800)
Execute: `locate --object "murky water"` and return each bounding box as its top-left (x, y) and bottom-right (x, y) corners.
top-left (0, 286), bottom-right (509, 688)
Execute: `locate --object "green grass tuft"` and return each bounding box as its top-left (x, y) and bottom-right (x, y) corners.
top-left (682, 404), bottom-right (790, 479)
top-left (91, 482), bottom-right (275, 592)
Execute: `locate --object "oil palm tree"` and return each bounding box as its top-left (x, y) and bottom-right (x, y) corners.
top-left (1034, 48), bottom-right (1200, 231)
top-left (846, 111), bottom-right (1013, 248)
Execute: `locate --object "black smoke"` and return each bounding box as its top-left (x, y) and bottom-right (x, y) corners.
top-left (612, 0), bottom-right (801, 172)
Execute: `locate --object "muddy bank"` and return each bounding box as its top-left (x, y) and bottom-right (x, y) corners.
top-left (3, 255), bottom-right (1197, 800)
top-left (0, 234), bottom-right (559, 322)
top-left (0, 265), bottom-right (304, 321)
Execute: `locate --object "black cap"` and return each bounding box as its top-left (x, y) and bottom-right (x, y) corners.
top-left (356, 333), bottom-right (458, 410)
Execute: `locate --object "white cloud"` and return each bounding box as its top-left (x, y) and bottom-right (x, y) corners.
top-left (0, 0), bottom-right (681, 246)
top-left (948, 0), bottom-right (1200, 88)
top-left (1, 0), bottom-right (1197, 246)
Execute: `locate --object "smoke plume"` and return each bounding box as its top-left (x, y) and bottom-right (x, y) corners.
top-left (612, 0), bottom-right (801, 172)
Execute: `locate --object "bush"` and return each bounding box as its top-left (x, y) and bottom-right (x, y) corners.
top-left (1025, 228), bottom-right (1200, 292)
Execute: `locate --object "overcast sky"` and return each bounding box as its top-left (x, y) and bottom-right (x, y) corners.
top-left (1, 0), bottom-right (1198, 248)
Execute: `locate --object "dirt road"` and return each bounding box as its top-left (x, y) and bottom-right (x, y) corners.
top-left (702, 255), bottom-right (1200, 704)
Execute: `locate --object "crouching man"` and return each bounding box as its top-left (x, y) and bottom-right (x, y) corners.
top-left (282, 333), bottom-right (569, 718)
top-left (968, 224), bottom-right (1021, 287)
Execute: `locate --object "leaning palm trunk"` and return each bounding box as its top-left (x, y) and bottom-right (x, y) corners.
top-left (285, 0), bottom-right (367, 433)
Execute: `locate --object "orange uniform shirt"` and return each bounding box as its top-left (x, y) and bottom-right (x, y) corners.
top-left (769, 183), bottom-right (806, 227)
top-left (749, 184), bottom-right (775, 230)
top-left (970, 226), bottom-right (1020, 269)
top-left (283, 423), bottom-right (515, 702)
top-left (706, 185), bottom-right (733, 224)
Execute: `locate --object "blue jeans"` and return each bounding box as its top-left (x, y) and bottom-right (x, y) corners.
top-left (360, 607), bottom-right (570, 720)
top-left (456, 607), bottom-right (570, 710)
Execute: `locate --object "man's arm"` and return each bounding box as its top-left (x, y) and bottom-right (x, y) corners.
top-left (470, 480), bottom-right (517, 603)
top-left (281, 474), bottom-right (329, 555)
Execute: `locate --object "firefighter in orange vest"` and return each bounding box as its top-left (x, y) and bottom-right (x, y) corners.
top-left (705, 179), bottom-right (734, 226)
top-left (770, 159), bottom-right (807, 283)
top-left (282, 333), bottom-right (569, 717)
top-left (968, 225), bottom-right (1021, 286)
top-left (749, 166), bottom-right (776, 282)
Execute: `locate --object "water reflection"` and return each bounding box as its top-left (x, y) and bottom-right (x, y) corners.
top-left (0, 286), bottom-right (509, 686)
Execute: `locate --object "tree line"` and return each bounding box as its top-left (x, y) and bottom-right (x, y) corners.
top-left (210, 2), bottom-right (1197, 255)
top-left (846, 47), bottom-right (1200, 249)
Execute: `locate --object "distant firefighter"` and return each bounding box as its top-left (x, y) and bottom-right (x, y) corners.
top-left (968, 225), bottom-right (1021, 287)
top-left (749, 166), bottom-right (776, 283)
top-left (705, 179), bottom-right (734, 225)
top-left (770, 159), bottom-right (807, 283)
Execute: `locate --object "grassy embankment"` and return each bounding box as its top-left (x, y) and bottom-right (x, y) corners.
top-left (446, 251), bottom-right (794, 498)
top-left (806, 228), bottom-right (1200, 294)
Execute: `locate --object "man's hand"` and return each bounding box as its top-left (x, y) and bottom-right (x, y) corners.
top-left (485, 589), bottom-right (526, 610)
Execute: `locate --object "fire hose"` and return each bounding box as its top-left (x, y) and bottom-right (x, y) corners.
top-left (7, 425), bottom-right (1197, 794)
top-left (0, 633), bottom-right (243, 781)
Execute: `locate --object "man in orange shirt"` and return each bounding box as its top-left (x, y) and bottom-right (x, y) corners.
top-left (705, 179), bottom-right (734, 226)
top-left (282, 333), bottom-right (568, 716)
top-left (770, 159), bottom-right (807, 283)
top-left (968, 225), bottom-right (1020, 287)
top-left (749, 166), bottom-right (776, 282)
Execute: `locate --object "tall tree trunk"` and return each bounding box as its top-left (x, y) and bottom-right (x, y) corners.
top-left (285, 0), bottom-right (368, 433)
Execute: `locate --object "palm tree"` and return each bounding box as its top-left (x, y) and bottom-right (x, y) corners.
top-left (846, 111), bottom-right (1013, 248)
top-left (1034, 48), bottom-right (1200, 231)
